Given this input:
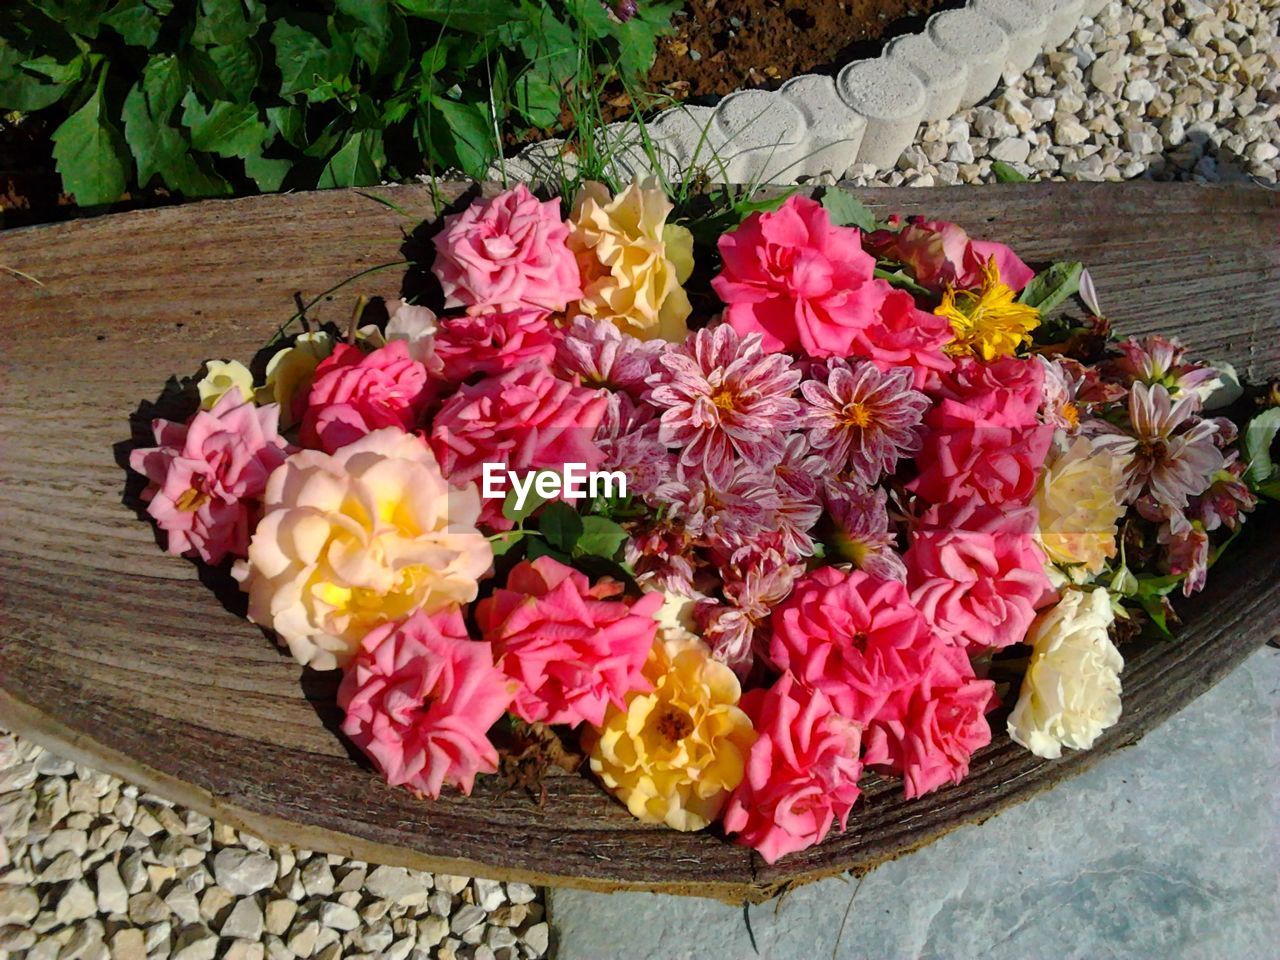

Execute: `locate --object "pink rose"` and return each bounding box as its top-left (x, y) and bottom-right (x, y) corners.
top-left (433, 308), bottom-right (563, 385)
top-left (929, 356), bottom-right (1045, 428)
top-left (337, 607), bottom-right (514, 799)
top-left (475, 557), bottom-right (663, 727)
top-left (129, 388), bottom-right (294, 564)
top-left (432, 184), bottom-right (582, 315)
top-left (429, 362), bottom-right (608, 529)
top-left (907, 519), bottom-right (1055, 653)
top-left (712, 196), bottom-right (892, 358)
top-left (862, 644), bottom-right (993, 799)
top-left (300, 340), bottom-right (430, 454)
top-left (722, 673), bottom-right (863, 863)
top-left (768, 567), bottom-right (936, 725)
top-left (865, 218), bottom-right (1034, 294)
top-left (850, 287), bottom-right (954, 389)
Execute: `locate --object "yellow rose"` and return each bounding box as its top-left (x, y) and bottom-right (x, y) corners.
top-left (583, 637), bottom-right (756, 831)
top-left (233, 428), bottom-right (492, 671)
top-left (1034, 435), bottom-right (1132, 578)
top-left (255, 331), bottom-right (336, 429)
top-left (197, 360), bottom-right (255, 410)
top-left (568, 179), bottom-right (694, 343)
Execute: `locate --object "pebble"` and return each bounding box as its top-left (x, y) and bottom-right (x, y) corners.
top-left (0, 886), bottom-right (39, 926)
top-left (222, 896), bottom-right (265, 940)
top-left (213, 848), bottom-right (279, 896)
top-left (263, 897), bottom-right (297, 936)
top-left (319, 901), bottom-right (360, 931)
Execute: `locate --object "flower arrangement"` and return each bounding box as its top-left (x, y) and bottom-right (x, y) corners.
top-left (130, 181), bottom-right (1277, 865)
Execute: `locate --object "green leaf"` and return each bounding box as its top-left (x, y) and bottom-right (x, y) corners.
top-left (191, 0), bottom-right (263, 46)
top-left (0, 49), bottom-right (78, 111)
top-left (272, 16), bottom-right (349, 98)
top-left (524, 537), bottom-right (569, 565)
top-left (488, 530), bottom-right (527, 557)
top-left (425, 94), bottom-right (495, 178)
top-left (872, 267), bottom-right (932, 297)
top-left (538, 502), bottom-right (583, 553)
top-left (575, 516), bottom-right (627, 560)
top-left (266, 104), bottom-right (306, 148)
top-left (242, 146), bottom-right (292, 191)
top-left (140, 54), bottom-right (186, 119)
top-left (1018, 261), bottom-right (1083, 316)
top-left (123, 82), bottom-right (232, 197)
top-left (991, 160), bottom-right (1029, 183)
top-left (101, 0), bottom-right (163, 47)
top-left (182, 93), bottom-right (268, 158)
top-left (502, 478), bottom-right (549, 525)
top-left (207, 40), bottom-right (260, 104)
top-left (821, 188), bottom-right (876, 232)
top-left (513, 71), bottom-right (560, 129)
top-left (1243, 408), bottom-right (1280, 488)
top-left (394, 0), bottom-right (518, 34)
top-left (317, 128), bottom-right (385, 187)
top-left (337, 0), bottom-right (409, 77)
top-left (51, 68), bottom-right (129, 205)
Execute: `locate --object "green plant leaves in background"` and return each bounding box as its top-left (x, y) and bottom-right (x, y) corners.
top-left (50, 68), bottom-right (129, 205)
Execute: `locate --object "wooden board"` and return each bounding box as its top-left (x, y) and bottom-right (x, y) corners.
top-left (0, 182), bottom-right (1277, 904)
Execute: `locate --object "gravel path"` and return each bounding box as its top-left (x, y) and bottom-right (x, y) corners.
top-left (1, 3), bottom-right (1276, 959)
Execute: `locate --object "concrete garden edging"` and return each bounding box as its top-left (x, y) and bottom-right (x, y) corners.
top-left (493, 0), bottom-right (1109, 186)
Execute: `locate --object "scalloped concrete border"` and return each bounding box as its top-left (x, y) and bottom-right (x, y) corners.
top-left (493, 0), bottom-right (1111, 187)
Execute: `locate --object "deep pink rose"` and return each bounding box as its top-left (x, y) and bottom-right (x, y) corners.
top-left (433, 308), bottom-right (562, 385)
top-left (768, 567), bottom-right (936, 725)
top-left (300, 340), bottom-right (430, 454)
top-left (337, 607), bottom-right (514, 800)
top-left (432, 184), bottom-right (582, 315)
top-left (712, 195), bottom-right (892, 358)
top-left (907, 520), bottom-right (1055, 653)
top-left (429, 362), bottom-right (608, 529)
top-left (850, 287), bottom-right (954, 389)
top-left (475, 557), bottom-right (662, 727)
top-left (129, 388), bottom-right (294, 564)
top-left (929, 356), bottom-right (1045, 428)
top-left (865, 218), bottom-right (1034, 294)
top-left (722, 673), bottom-right (863, 863)
top-left (862, 644), bottom-right (994, 799)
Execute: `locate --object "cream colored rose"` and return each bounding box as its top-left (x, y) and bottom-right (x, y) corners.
top-left (1034, 434), bottom-right (1131, 578)
top-left (1008, 587), bottom-right (1123, 759)
top-left (568, 179), bottom-right (694, 343)
top-left (233, 428), bottom-right (492, 671)
top-left (255, 332), bottom-right (336, 428)
top-left (198, 360), bottom-right (255, 410)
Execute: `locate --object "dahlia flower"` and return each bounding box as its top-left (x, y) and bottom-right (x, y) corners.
top-left (824, 481), bottom-right (906, 583)
top-left (1159, 514), bottom-right (1211, 597)
top-left (1036, 355), bottom-right (1086, 433)
top-left (432, 308), bottom-right (561, 385)
top-left (568, 179), bottom-right (695, 342)
top-left (1034, 435), bottom-right (1132, 577)
top-left (234, 429), bottom-right (492, 670)
top-left (130, 388), bottom-right (294, 565)
top-left (1103, 335), bottom-right (1218, 400)
top-left (583, 636), bottom-right (757, 832)
top-left (555, 314), bottom-right (666, 399)
top-left (625, 522), bottom-right (698, 595)
top-left (476, 557), bottom-right (662, 728)
top-left (802, 359), bottom-right (928, 483)
top-left (197, 360), bottom-right (255, 411)
top-left (1190, 452), bottom-right (1256, 533)
top-left (432, 184), bottom-right (582, 315)
top-left (648, 324), bottom-right (801, 485)
top-left (300, 340), bottom-right (431, 454)
top-left (337, 607), bottom-right (513, 799)
top-left (429, 362), bottom-right (608, 529)
top-left (713, 195), bottom-right (889, 358)
top-left (594, 392), bottom-right (672, 499)
top-left (722, 673), bottom-right (863, 863)
top-left (699, 548), bottom-right (805, 675)
top-left (864, 217), bottom-right (1034, 294)
top-left (935, 257), bottom-right (1040, 361)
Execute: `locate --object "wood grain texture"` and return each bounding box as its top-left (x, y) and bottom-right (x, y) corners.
top-left (1, 182), bottom-right (1277, 903)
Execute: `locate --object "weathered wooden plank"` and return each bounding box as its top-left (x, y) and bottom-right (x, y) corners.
top-left (1, 182), bottom-right (1277, 903)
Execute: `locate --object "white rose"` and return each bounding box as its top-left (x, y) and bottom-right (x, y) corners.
top-left (1008, 587), bottom-right (1124, 759)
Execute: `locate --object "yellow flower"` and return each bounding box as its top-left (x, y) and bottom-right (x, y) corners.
top-left (255, 332), bottom-right (337, 428)
top-left (583, 637), bottom-right (756, 831)
top-left (935, 257), bottom-right (1040, 360)
top-left (568, 179), bottom-right (694, 343)
top-left (233, 428), bottom-right (492, 671)
top-left (1034, 435), bottom-right (1133, 578)
top-left (197, 360), bottom-right (255, 410)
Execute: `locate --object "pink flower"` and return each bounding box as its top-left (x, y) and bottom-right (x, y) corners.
top-left (337, 607), bottom-right (513, 799)
top-left (907, 516), bottom-right (1055, 653)
top-left (712, 196), bottom-right (889, 358)
top-left (555, 315), bottom-right (665, 399)
top-left (647, 324), bottom-right (801, 485)
top-left (300, 341), bottom-right (430, 454)
top-left (1159, 513), bottom-right (1211, 597)
top-left (848, 288), bottom-right (954, 389)
top-left (432, 184), bottom-right (582, 315)
top-left (475, 557), bottom-right (662, 727)
top-left (433, 309), bottom-right (562, 385)
top-left (769, 567), bottom-right (936, 725)
top-left (862, 643), bottom-right (993, 799)
top-left (722, 673), bottom-right (863, 863)
top-left (802, 359), bottom-right (928, 483)
top-left (129, 389), bottom-right (294, 564)
top-left (625, 522), bottom-right (698, 594)
top-left (1102, 335), bottom-right (1217, 399)
top-left (1190, 451), bottom-right (1256, 533)
top-left (928, 356), bottom-right (1045, 429)
top-left (824, 481), bottom-right (907, 583)
top-left (429, 363), bottom-right (608, 529)
top-left (699, 548), bottom-right (804, 675)
top-left (595, 392), bottom-right (672, 499)
top-left (865, 218), bottom-right (1034, 293)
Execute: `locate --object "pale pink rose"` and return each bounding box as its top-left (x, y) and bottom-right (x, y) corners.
top-left (712, 196), bottom-right (891, 358)
top-left (722, 673), bottom-right (863, 863)
top-left (475, 557), bottom-right (663, 727)
top-left (865, 218), bottom-right (1034, 294)
top-left (862, 643), bottom-right (994, 799)
top-left (338, 607), bottom-right (514, 799)
top-left (429, 362), bottom-right (608, 530)
top-left (300, 340), bottom-right (430, 454)
top-left (768, 567), bottom-right (936, 725)
top-left (433, 308), bottom-right (562, 385)
top-left (432, 184), bottom-right (582, 314)
top-left (129, 388), bottom-right (294, 564)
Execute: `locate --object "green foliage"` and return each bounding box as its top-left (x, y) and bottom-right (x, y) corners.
top-left (820, 187), bottom-right (876, 232)
top-left (0, 0), bottom-right (677, 205)
top-left (1243, 407), bottom-right (1280, 500)
top-left (1018, 261), bottom-right (1083, 316)
top-left (990, 160), bottom-right (1028, 183)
